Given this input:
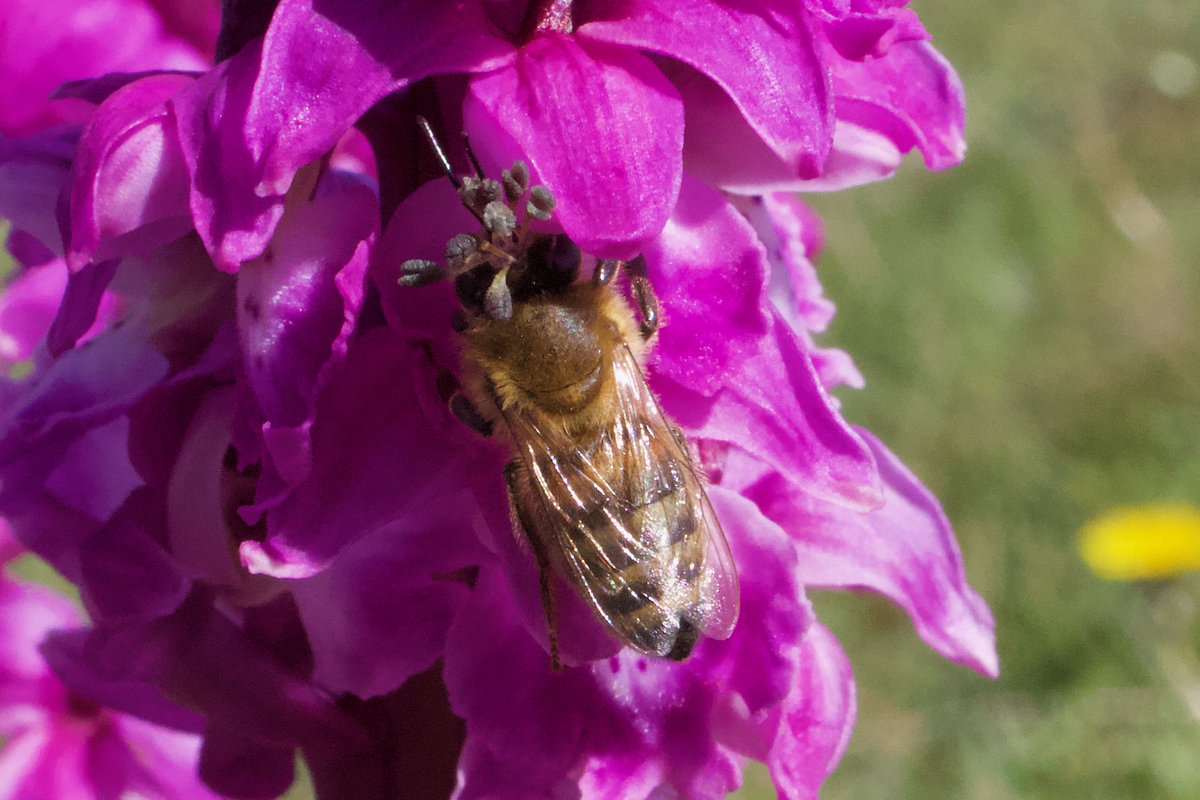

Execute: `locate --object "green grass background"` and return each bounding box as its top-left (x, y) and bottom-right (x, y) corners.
top-left (737, 0), bottom-right (1200, 797)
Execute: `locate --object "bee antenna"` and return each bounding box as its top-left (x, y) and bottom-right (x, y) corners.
top-left (416, 115), bottom-right (461, 190)
top-left (463, 132), bottom-right (487, 179)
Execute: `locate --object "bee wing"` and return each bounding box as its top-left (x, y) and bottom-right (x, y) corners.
top-left (504, 344), bottom-right (739, 655)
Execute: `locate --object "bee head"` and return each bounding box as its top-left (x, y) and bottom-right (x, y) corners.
top-left (403, 117), bottom-right (585, 322)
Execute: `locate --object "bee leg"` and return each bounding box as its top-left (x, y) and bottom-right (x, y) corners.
top-left (666, 619), bottom-right (699, 661)
top-left (449, 392), bottom-right (494, 437)
top-left (505, 461), bottom-right (562, 671)
top-left (593, 258), bottom-right (620, 287)
top-left (625, 256), bottom-right (660, 340)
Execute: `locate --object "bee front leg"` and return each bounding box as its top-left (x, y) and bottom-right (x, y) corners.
top-left (625, 256), bottom-right (660, 341)
top-left (593, 259), bottom-right (620, 287)
top-left (448, 392), bottom-right (494, 437)
top-left (504, 461), bottom-right (562, 671)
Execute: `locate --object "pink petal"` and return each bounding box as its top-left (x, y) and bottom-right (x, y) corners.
top-left (830, 39), bottom-right (967, 171)
top-left (251, 0), bottom-right (514, 196)
top-left (643, 175), bottom-right (769, 396)
top-left (820, 8), bottom-right (928, 61)
top-left (171, 42), bottom-right (281, 272)
top-left (464, 34), bottom-right (683, 257)
top-left (68, 73), bottom-right (196, 272)
top-left (291, 514), bottom-right (478, 697)
top-left (182, 0), bottom-right (512, 270)
top-left (235, 180), bottom-right (375, 515)
top-left (0, 0), bottom-right (210, 137)
top-left (747, 431), bottom-right (999, 677)
top-left (656, 312), bottom-right (881, 511)
top-left (0, 128), bottom-right (77, 257)
top-left (766, 623), bottom-right (856, 800)
top-left (243, 328), bottom-right (489, 577)
top-left (678, 66), bottom-right (906, 194)
top-left (732, 193), bottom-right (864, 390)
top-left (0, 580), bottom-right (79, 687)
top-left (691, 488), bottom-right (814, 716)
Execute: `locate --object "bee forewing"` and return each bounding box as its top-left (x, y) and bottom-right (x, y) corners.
top-left (503, 343), bottom-right (740, 657)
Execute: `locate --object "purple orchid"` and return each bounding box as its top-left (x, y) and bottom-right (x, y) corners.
top-left (0, 0), bottom-right (994, 797)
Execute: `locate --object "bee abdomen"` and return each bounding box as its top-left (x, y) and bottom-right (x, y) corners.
top-left (576, 489), bottom-right (708, 658)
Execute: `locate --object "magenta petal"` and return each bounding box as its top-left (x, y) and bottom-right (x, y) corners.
top-left (0, 326), bottom-right (169, 515)
top-left (44, 417), bottom-right (143, 523)
top-left (68, 73), bottom-right (195, 271)
top-left (182, 1), bottom-right (511, 270)
top-left (83, 591), bottom-right (364, 749)
top-left (0, 0), bottom-right (209, 137)
top-left (656, 312), bottom-right (881, 511)
top-left (251, 0), bottom-right (513, 196)
top-left (830, 39), bottom-right (967, 171)
top-left (243, 328), bottom-right (487, 577)
top-left (465, 34), bottom-right (683, 256)
top-left (237, 182), bottom-right (374, 427)
top-left (171, 42), bottom-right (281, 272)
top-left (678, 65), bottom-right (906, 194)
top-left (456, 735), bottom-right (582, 799)
top-left (40, 630), bottom-right (204, 733)
top-left (801, 121), bottom-right (906, 191)
top-left (0, 262), bottom-right (72, 366)
top-left (643, 175), bottom-right (769, 396)
top-left (748, 431), bottom-right (999, 677)
top-left (0, 128), bottom-right (77, 256)
top-left (46, 259), bottom-right (120, 356)
top-left (733, 193), bottom-right (864, 390)
top-left (581, 0), bottom-right (831, 177)
top-left (692, 488), bottom-right (814, 716)
top-left (79, 490), bottom-right (189, 623)
top-left (821, 8), bottom-right (928, 61)
top-left (291, 516), bottom-right (478, 698)
top-left (766, 623), bottom-right (856, 800)
top-left (445, 569), bottom-right (623, 791)
top-left (235, 181), bottom-right (374, 514)
top-left (199, 723), bottom-right (295, 800)
top-left (372, 178), bottom-right (477, 356)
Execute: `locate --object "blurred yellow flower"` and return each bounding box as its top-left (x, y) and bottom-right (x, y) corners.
top-left (1080, 504), bottom-right (1200, 580)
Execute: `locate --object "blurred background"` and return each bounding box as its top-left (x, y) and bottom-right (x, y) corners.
top-left (740, 0), bottom-right (1200, 797)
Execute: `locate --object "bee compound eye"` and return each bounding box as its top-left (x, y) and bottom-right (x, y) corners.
top-left (549, 235), bottom-right (581, 275)
top-left (454, 265), bottom-right (495, 312)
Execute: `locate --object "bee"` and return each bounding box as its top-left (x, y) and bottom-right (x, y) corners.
top-left (400, 119), bottom-right (739, 667)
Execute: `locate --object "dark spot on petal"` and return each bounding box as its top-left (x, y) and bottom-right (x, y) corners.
top-left (243, 297), bottom-right (262, 320)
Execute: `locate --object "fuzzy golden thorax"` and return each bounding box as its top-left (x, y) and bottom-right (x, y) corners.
top-left (463, 281), bottom-right (644, 433)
